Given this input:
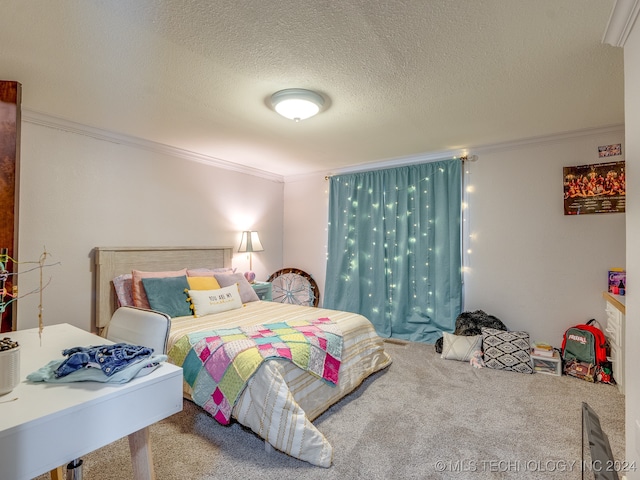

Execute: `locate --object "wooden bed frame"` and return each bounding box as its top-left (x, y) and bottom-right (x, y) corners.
top-left (94, 246), bottom-right (233, 331)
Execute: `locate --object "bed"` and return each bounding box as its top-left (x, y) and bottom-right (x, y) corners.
top-left (93, 246), bottom-right (392, 467)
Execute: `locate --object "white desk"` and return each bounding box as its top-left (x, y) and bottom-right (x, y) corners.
top-left (0, 323), bottom-right (183, 480)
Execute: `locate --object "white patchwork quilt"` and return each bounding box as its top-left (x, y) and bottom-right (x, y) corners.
top-left (167, 301), bottom-right (392, 467)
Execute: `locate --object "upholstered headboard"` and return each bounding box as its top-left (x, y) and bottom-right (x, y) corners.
top-left (94, 246), bottom-right (233, 331)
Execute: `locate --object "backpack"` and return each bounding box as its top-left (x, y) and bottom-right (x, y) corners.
top-left (561, 319), bottom-right (608, 366)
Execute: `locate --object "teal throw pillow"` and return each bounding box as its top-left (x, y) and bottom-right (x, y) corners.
top-left (141, 275), bottom-right (192, 318)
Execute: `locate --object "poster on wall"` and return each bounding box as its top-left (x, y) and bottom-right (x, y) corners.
top-left (563, 161), bottom-right (625, 215)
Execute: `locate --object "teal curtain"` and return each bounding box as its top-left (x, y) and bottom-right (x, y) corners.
top-left (324, 159), bottom-right (462, 343)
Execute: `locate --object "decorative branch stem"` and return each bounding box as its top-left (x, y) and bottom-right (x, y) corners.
top-left (38, 249), bottom-right (48, 341)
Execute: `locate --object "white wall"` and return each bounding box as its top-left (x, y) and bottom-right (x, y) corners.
top-left (16, 121), bottom-right (284, 332)
top-left (464, 131), bottom-right (625, 344)
top-left (282, 175), bottom-right (330, 303)
top-left (284, 128), bottom-right (625, 346)
top-left (623, 19), bottom-right (640, 478)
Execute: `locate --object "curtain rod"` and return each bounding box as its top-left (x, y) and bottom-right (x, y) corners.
top-left (324, 154), bottom-right (478, 180)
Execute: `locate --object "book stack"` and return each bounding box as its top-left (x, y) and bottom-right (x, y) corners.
top-left (532, 342), bottom-right (555, 357)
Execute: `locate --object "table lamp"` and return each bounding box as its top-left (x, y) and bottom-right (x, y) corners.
top-left (238, 231), bottom-right (264, 282)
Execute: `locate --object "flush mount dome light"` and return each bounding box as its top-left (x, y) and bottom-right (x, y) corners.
top-left (270, 88), bottom-right (325, 121)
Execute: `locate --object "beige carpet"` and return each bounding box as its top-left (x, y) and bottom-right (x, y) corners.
top-left (36, 341), bottom-right (625, 479)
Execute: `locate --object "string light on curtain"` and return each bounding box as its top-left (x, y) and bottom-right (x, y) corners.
top-left (324, 159), bottom-right (464, 343)
top-left (462, 154), bottom-right (478, 278)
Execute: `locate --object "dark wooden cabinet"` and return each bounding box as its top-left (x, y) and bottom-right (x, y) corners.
top-left (0, 80), bottom-right (21, 332)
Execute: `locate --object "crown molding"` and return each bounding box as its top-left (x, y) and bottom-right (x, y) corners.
top-left (288, 124), bottom-right (625, 183)
top-left (603, 0), bottom-right (640, 47)
top-left (22, 109), bottom-right (285, 183)
top-left (22, 110), bottom-right (623, 186)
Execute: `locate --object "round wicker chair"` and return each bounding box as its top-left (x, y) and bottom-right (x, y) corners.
top-left (266, 268), bottom-right (320, 307)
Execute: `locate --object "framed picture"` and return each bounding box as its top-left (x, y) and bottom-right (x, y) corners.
top-left (563, 161), bottom-right (625, 215)
top-left (598, 144), bottom-right (622, 158)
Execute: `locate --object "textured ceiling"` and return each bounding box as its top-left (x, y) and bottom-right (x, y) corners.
top-left (1, 0), bottom-right (624, 178)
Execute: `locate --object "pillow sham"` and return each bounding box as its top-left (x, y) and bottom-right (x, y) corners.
top-left (187, 276), bottom-right (220, 290)
top-left (188, 284), bottom-right (243, 317)
top-left (440, 332), bottom-right (483, 362)
top-left (141, 275), bottom-right (192, 318)
top-left (187, 267), bottom-right (236, 277)
top-left (213, 272), bottom-right (259, 303)
top-left (112, 273), bottom-right (133, 307)
top-left (481, 327), bottom-right (533, 374)
top-left (132, 268), bottom-right (188, 309)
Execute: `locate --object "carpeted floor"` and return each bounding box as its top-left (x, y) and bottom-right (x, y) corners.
top-left (36, 340), bottom-right (625, 479)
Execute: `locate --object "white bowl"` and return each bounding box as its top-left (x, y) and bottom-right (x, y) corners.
top-left (0, 345), bottom-right (20, 395)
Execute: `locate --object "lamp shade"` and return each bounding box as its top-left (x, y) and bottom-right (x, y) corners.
top-left (270, 89), bottom-right (325, 121)
top-left (238, 231), bottom-right (264, 253)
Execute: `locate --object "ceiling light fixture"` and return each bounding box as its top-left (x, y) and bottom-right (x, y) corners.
top-left (270, 88), bottom-right (325, 122)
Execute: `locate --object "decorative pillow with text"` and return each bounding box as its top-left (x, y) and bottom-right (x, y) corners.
top-left (188, 284), bottom-right (243, 317)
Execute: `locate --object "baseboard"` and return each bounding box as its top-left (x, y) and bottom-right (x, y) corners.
top-left (383, 338), bottom-right (410, 345)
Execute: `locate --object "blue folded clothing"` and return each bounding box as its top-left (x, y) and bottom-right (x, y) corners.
top-left (55, 343), bottom-right (154, 378)
top-left (27, 353), bottom-right (167, 384)
top-left (27, 343), bottom-right (166, 384)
